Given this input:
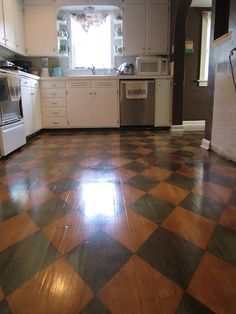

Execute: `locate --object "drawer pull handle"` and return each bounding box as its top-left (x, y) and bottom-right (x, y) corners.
top-left (51, 101), bottom-right (58, 105)
top-left (51, 92), bottom-right (57, 95)
top-left (52, 121), bottom-right (59, 124)
top-left (52, 112), bottom-right (58, 114)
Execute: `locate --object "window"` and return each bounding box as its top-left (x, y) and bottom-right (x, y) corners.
top-left (70, 13), bottom-right (113, 69)
top-left (199, 11), bottom-right (211, 87)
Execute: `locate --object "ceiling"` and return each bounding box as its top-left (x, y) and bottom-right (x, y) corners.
top-left (191, 0), bottom-right (212, 7)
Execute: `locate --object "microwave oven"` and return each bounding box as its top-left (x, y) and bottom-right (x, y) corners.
top-left (135, 57), bottom-right (169, 76)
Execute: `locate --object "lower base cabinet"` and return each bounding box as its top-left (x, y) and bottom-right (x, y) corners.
top-left (21, 78), bottom-right (42, 137)
top-left (155, 78), bottom-right (172, 127)
top-left (67, 79), bottom-right (119, 128)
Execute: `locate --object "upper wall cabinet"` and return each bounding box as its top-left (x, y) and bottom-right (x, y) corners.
top-left (0, 1), bottom-right (4, 46)
top-left (24, 5), bottom-right (57, 56)
top-left (14, 0), bottom-right (25, 55)
top-left (0, 0), bottom-right (16, 50)
top-left (123, 0), bottom-right (169, 56)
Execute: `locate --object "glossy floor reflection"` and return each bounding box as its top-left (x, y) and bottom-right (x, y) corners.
top-left (0, 130), bottom-right (236, 314)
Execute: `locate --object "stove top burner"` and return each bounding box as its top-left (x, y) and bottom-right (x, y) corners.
top-left (0, 66), bottom-right (28, 72)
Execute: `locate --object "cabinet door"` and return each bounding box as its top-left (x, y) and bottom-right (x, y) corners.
top-left (24, 5), bottom-right (57, 56)
top-left (123, 3), bottom-right (146, 56)
top-left (21, 86), bottom-right (33, 136)
top-left (14, 0), bottom-right (25, 55)
top-left (67, 88), bottom-right (92, 127)
top-left (31, 86), bottom-right (42, 133)
top-left (155, 79), bottom-right (172, 127)
top-left (93, 88), bottom-right (119, 127)
top-left (0, 0), bottom-right (5, 45)
top-left (146, 2), bottom-right (169, 54)
top-left (3, 0), bottom-right (15, 49)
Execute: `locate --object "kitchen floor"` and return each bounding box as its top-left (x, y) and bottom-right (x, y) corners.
top-left (0, 130), bottom-right (236, 314)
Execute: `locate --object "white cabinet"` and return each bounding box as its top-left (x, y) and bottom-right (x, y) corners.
top-left (24, 5), bottom-right (57, 56)
top-left (0, 1), bottom-right (4, 46)
top-left (21, 78), bottom-right (42, 136)
top-left (146, 2), bottom-right (169, 54)
top-left (67, 80), bottom-right (93, 128)
top-left (123, 2), bottom-right (146, 56)
top-left (67, 79), bottom-right (119, 128)
top-left (41, 80), bottom-right (68, 128)
top-left (155, 78), bottom-right (172, 127)
top-left (123, 0), bottom-right (169, 56)
top-left (14, 0), bottom-right (25, 55)
top-left (93, 80), bottom-right (119, 127)
top-left (0, 0), bottom-right (16, 50)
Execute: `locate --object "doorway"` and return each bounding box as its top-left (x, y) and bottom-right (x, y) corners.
top-left (183, 1), bottom-right (212, 131)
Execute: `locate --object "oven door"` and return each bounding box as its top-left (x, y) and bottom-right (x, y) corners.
top-left (0, 120), bottom-right (26, 156)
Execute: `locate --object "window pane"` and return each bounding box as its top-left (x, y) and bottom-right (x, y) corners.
top-left (71, 15), bottom-right (112, 68)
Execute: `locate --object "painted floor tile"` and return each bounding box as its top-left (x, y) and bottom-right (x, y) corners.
top-left (80, 298), bottom-right (110, 314)
top-left (137, 227), bottom-right (204, 289)
top-left (66, 230), bottom-right (132, 293)
top-left (149, 182), bottom-right (189, 206)
top-left (141, 166), bottom-right (172, 181)
top-left (102, 209), bottom-right (157, 252)
top-left (219, 204), bottom-right (236, 231)
top-left (180, 191), bottom-right (224, 222)
top-left (0, 232), bottom-right (60, 295)
top-left (98, 255), bottom-right (183, 314)
top-left (176, 294), bottom-right (214, 314)
top-left (188, 252), bottom-right (236, 314)
top-left (130, 194), bottom-right (175, 224)
top-left (162, 207), bottom-right (216, 249)
top-left (7, 258), bottom-right (93, 314)
top-left (192, 181), bottom-right (232, 203)
top-left (0, 213), bottom-right (39, 252)
top-left (207, 224), bottom-right (236, 266)
top-left (42, 212), bottom-right (98, 255)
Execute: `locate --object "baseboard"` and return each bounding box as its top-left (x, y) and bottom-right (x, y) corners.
top-left (201, 138), bottom-right (211, 150)
top-left (211, 143), bottom-right (236, 162)
top-left (183, 120), bottom-right (205, 131)
top-left (170, 125), bottom-right (184, 132)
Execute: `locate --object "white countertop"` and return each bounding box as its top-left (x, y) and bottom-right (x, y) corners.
top-left (40, 74), bottom-right (172, 80)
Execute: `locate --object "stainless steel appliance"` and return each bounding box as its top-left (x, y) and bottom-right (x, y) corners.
top-left (0, 70), bottom-right (26, 156)
top-left (120, 80), bottom-right (155, 126)
top-left (135, 56), bottom-right (169, 76)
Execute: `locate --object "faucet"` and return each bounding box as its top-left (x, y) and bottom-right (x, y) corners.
top-left (88, 64), bottom-right (96, 75)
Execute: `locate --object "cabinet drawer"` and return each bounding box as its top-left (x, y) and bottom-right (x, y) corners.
top-left (93, 80), bottom-right (118, 88)
top-left (43, 107), bottom-right (67, 117)
top-left (67, 80), bottom-right (91, 88)
top-left (43, 117), bottom-right (68, 128)
top-left (41, 89), bottom-right (66, 98)
top-left (41, 80), bottom-right (66, 89)
top-left (41, 98), bottom-right (66, 107)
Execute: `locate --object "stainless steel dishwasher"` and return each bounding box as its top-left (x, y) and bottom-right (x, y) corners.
top-left (120, 79), bottom-right (155, 126)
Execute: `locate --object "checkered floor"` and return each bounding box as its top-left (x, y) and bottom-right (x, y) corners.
top-left (0, 130), bottom-right (236, 314)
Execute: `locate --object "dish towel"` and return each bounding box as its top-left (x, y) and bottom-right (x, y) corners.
top-left (125, 81), bottom-right (148, 99)
top-left (7, 74), bottom-right (21, 102)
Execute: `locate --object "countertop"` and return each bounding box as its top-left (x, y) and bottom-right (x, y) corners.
top-left (40, 74), bottom-right (173, 80)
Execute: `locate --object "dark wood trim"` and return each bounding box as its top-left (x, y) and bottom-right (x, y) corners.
top-left (172, 0), bottom-right (192, 125)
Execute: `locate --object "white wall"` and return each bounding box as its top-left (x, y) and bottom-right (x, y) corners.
top-left (211, 66), bottom-right (236, 161)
